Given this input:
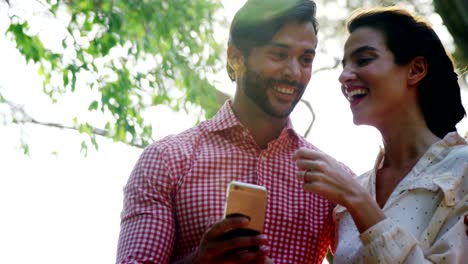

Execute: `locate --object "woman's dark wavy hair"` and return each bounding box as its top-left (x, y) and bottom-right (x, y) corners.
top-left (347, 7), bottom-right (466, 138)
top-left (227, 0), bottom-right (318, 81)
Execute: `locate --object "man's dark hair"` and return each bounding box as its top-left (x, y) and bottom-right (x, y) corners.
top-left (347, 7), bottom-right (466, 138)
top-left (227, 0), bottom-right (318, 80)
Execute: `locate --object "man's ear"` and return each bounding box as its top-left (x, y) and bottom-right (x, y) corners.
top-left (227, 44), bottom-right (245, 78)
top-left (407, 56), bottom-right (427, 86)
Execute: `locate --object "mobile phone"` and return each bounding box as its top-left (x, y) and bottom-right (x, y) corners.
top-left (221, 181), bottom-right (268, 245)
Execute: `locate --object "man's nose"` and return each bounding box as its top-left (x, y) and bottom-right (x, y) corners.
top-left (283, 59), bottom-right (301, 81)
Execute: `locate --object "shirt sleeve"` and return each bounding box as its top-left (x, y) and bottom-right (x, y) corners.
top-left (358, 194), bottom-right (468, 264)
top-left (116, 145), bottom-right (177, 264)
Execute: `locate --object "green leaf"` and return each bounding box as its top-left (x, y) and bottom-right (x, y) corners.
top-left (88, 101), bottom-right (99, 111)
top-left (80, 140), bottom-right (88, 156)
top-left (62, 69), bottom-right (69, 87)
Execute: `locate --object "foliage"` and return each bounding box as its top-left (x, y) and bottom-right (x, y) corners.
top-left (2, 0), bottom-right (467, 154)
top-left (434, 0), bottom-right (468, 72)
top-left (3, 0), bottom-right (223, 150)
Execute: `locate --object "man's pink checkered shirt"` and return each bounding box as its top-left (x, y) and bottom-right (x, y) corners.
top-left (117, 101), bottom-right (335, 264)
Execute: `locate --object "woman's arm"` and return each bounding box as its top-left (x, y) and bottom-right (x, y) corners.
top-left (359, 195), bottom-right (467, 263)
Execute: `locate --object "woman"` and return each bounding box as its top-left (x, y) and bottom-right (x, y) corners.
top-left (293, 7), bottom-right (468, 263)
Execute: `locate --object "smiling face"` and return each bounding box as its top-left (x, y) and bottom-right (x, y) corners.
top-left (233, 21), bottom-right (317, 119)
top-left (339, 27), bottom-right (414, 127)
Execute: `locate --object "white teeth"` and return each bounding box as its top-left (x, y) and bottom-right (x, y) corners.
top-left (347, 88), bottom-right (368, 101)
top-left (274, 86), bottom-right (295, 95)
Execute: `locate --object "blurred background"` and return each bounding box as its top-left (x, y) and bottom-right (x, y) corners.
top-left (0, 0), bottom-right (467, 263)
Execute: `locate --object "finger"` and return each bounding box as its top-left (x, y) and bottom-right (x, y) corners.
top-left (221, 234), bottom-right (268, 252)
top-left (210, 235), bottom-right (268, 263)
top-left (296, 170), bottom-right (307, 181)
top-left (200, 233), bottom-right (267, 262)
top-left (259, 245), bottom-right (270, 257)
top-left (301, 167), bottom-right (329, 184)
top-left (303, 170), bottom-right (319, 183)
top-left (226, 246), bottom-right (269, 264)
top-left (206, 216), bottom-right (250, 240)
top-left (296, 159), bottom-right (325, 173)
top-left (241, 245), bottom-right (270, 264)
top-left (297, 169), bottom-right (320, 182)
top-left (302, 180), bottom-right (330, 197)
top-left (292, 148), bottom-right (323, 160)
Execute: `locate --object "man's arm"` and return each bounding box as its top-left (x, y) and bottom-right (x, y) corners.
top-left (116, 146), bottom-right (176, 263)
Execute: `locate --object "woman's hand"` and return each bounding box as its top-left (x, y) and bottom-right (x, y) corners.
top-left (293, 148), bottom-right (385, 233)
top-left (293, 148), bottom-right (363, 207)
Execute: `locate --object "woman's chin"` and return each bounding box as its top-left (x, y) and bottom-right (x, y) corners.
top-left (352, 115), bottom-right (370, 126)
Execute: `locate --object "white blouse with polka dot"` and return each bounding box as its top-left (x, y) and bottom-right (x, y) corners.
top-left (333, 132), bottom-right (468, 263)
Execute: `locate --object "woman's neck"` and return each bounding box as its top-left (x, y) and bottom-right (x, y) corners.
top-left (380, 124), bottom-right (440, 169)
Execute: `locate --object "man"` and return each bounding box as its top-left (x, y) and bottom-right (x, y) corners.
top-left (116, 0), bottom-right (342, 263)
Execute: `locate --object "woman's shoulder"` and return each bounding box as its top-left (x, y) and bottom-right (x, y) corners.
top-left (445, 142), bottom-right (468, 159)
top-left (430, 134), bottom-right (468, 206)
top-left (441, 132), bottom-right (468, 156)
top-left (439, 134), bottom-right (468, 172)
top-left (432, 132), bottom-right (468, 171)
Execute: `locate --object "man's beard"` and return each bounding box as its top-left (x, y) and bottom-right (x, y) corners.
top-left (242, 68), bottom-right (305, 118)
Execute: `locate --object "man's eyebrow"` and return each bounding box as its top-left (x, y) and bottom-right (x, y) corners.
top-left (267, 42), bottom-right (316, 54)
top-left (341, 45), bottom-right (378, 66)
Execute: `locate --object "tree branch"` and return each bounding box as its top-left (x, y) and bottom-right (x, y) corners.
top-left (296, 58), bottom-right (340, 138)
top-left (312, 58), bottom-right (340, 74)
top-left (3, 99), bottom-right (146, 149)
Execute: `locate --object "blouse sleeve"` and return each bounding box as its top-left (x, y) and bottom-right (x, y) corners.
top-left (359, 194), bottom-right (468, 264)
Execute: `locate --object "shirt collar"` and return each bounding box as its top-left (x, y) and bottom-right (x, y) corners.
top-left (203, 100), bottom-right (241, 132)
top-left (374, 132), bottom-right (467, 206)
top-left (204, 100), bottom-right (298, 139)
top-left (335, 132), bottom-right (467, 216)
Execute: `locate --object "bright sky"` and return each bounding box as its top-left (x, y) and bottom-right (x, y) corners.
top-left (0, 1), bottom-right (467, 264)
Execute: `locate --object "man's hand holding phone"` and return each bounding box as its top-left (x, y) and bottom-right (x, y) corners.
top-left (192, 216), bottom-right (270, 264)
top-left (189, 181), bottom-right (271, 264)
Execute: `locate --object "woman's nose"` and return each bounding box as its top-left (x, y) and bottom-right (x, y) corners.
top-left (338, 66), bottom-right (356, 85)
